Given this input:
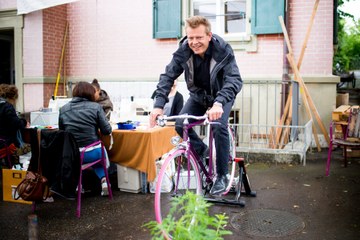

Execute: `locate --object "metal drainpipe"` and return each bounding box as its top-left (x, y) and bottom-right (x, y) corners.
top-left (281, 0), bottom-right (290, 116)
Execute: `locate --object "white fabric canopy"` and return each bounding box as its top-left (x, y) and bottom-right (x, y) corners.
top-left (17, 0), bottom-right (79, 15)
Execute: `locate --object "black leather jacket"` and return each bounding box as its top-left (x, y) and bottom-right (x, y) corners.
top-left (0, 97), bottom-right (27, 147)
top-left (59, 97), bottom-right (112, 147)
top-left (28, 129), bottom-right (81, 194)
top-left (154, 34), bottom-right (242, 109)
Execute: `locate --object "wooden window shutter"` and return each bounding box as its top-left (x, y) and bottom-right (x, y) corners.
top-left (251, 0), bottom-right (285, 34)
top-left (153, 0), bottom-right (182, 39)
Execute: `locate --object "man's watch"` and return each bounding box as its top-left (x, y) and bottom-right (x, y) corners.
top-left (213, 102), bottom-right (223, 107)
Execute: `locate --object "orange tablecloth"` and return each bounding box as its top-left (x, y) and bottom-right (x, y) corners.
top-left (102, 126), bottom-right (177, 182)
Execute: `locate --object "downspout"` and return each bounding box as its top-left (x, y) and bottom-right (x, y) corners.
top-left (281, 0), bottom-right (290, 116)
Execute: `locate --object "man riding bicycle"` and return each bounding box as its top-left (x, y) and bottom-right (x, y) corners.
top-left (150, 16), bottom-right (242, 196)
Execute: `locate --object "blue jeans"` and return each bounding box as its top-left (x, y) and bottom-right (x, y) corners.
top-left (175, 97), bottom-right (233, 176)
top-left (82, 147), bottom-right (106, 180)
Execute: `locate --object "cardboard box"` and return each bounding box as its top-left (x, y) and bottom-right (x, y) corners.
top-left (30, 111), bottom-right (59, 126)
top-left (116, 164), bottom-right (142, 193)
top-left (2, 169), bottom-right (32, 204)
top-left (336, 93), bottom-right (349, 108)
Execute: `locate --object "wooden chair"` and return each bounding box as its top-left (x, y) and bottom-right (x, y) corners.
top-left (326, 107), bottom-right (360, 176)
top-left (77, 140), bottom-right (113, 218)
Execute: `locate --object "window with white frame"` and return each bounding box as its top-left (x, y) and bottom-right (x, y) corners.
top-left (153, 0), bottom-right (284, 51)
top-left (192, 0), bottom-right (246, 34)
top-left (191, 0), bottom-right (250, 40)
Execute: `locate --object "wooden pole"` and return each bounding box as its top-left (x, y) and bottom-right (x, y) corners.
top-left (275, 87), bottom-right (292, 147)
top-left (279, 95), bottom-right (293, 149)
top-left (272, 16), bottom-right (293, 148)
top-left (276, 16), bottom-right (321, 152)
top-left (279, 3), bottom-right (326, 150)
top-left (54, 21), bottom-right (69, 98)
top-left (278, 16), bottom-right (293, 55)
top-left (287, 54), bottom-right (321, 151)
top-left (287, 53), bottom-right (330, 145)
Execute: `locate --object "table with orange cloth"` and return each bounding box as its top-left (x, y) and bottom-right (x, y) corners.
top-left (102, 126), bottom-right (177, 182)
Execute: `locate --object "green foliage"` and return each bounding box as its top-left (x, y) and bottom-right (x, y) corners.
top-left (143, 191), bottom-right (232, 240)
top-left (334, 0), bottom-right (360, 72)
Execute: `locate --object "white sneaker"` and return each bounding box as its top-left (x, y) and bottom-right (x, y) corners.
top-left (101, 181), bottom-right (109, 196)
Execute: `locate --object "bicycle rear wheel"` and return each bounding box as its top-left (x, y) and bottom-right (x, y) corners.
top-left (154, 148), bottom-right (202, 225)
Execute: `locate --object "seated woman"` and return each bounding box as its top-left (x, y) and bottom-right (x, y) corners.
top-left (0, 84), bottom-right (30, 166)
top-left (59, 81), bottom-right (112, 196)
top-left (151, 80), bottom-right (184, 117)
top-left (91, 79), bottom-right (113, 121)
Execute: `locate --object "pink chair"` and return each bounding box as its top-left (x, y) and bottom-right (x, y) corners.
top-left (326, 108), bottom-right (360, 176)
top-left (77, 140), bottom-right (113, 218)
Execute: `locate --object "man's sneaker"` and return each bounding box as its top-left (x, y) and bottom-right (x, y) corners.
top-left (101, 180), bottom-right (109, 196)
top-left (210, 175), bottom-right (229, 196)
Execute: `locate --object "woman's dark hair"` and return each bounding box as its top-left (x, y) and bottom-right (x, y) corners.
top-left (91, 78), bottom-right (101, 90)
top-left (0, 84), bottom-right (19, 100)
top-left (72, 81), bottom-right (96, 101)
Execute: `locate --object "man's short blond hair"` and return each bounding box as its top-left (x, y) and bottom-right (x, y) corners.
top-left (185, 16), bottom-right (211, 34)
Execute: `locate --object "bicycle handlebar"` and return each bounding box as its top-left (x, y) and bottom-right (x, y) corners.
top-left (157, 114), bottom-right (208, 127)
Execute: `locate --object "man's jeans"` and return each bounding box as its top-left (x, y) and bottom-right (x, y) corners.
top-left (175, 97), bottom-right (233, 176)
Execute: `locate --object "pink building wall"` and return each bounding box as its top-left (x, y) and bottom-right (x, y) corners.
top-left (0, 0), bottom-right (335, 111)
top-left (64, 0), bottom-right (333, 79)
top-left (0, 0), bottom-right (16, 9)
top-left (67, 0), bottom-right (177, 79)
top-left (23, 10), bottom-right (43, 77)
top-left (289, 0), bottom-right (333, 75)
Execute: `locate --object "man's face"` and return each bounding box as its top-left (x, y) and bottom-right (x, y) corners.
top-left (186, 25), bottom-right (212, 58)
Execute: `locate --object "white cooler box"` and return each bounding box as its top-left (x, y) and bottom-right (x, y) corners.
top-left (176, 170), bottom-right (197, 190)
top-left (30, 111), bottom-right (59, 126)
top-left (117, 164), bottom-right (142, 193)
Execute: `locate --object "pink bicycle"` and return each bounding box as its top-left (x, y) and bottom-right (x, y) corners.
top-left (154, 114), bottom-right (256, 229)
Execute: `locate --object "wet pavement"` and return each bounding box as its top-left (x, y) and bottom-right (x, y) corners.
top-left (1, 149), bottom-right (359, 240)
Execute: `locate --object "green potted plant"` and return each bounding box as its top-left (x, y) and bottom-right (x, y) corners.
top-left (144, 191), bottom-right (232, 239)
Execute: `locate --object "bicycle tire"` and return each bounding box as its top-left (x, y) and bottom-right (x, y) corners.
top-left (225, 126), bottom-right (237, 194)
top-left (154, 148), bottom-right (202, 225)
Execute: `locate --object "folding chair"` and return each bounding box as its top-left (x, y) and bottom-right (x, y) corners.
top-left (326, 107), bottom-right (360, 176)
top-left (77, 140), bottom-right (113, 218)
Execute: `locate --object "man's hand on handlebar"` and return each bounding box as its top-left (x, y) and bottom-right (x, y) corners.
top-left (149, 108), bottom-right (163, 128)
top-left (207, 104), bottom-right (223, 121)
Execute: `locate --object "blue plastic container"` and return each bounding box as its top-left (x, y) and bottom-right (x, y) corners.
top-left (117, 122), bottom-right (136, 130)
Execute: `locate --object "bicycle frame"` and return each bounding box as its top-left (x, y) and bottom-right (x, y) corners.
top-left (158, 114), bottom-right (232, 193)
top-left (154, 114), bottom-right (257, 229)
top-left (182, 118), bottom-right (215, 185)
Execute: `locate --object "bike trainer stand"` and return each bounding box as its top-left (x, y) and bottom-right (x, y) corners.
top-left (205, 157), bottom-right (256, 207)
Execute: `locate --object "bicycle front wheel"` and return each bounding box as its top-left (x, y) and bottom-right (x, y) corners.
top-left (154, 148), bottom-right (202, 225)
